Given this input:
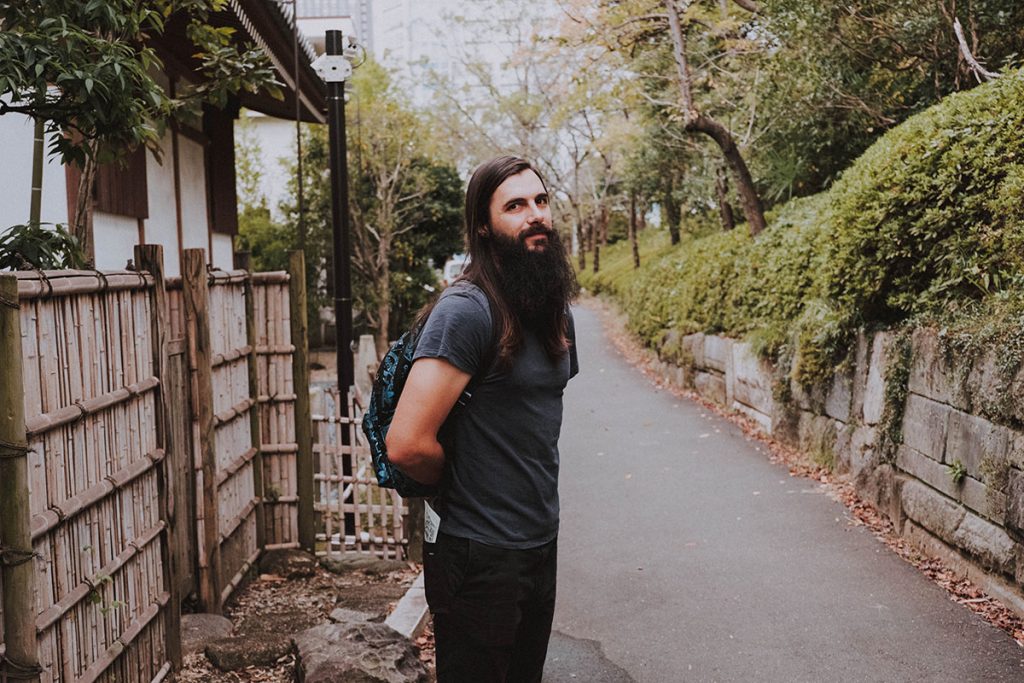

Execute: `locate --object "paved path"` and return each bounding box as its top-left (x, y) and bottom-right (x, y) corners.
top-left (544, 303), bottom-right (1024, 682)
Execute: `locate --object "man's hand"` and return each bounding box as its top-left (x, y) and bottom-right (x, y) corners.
top-left (385, 357), bottom-right (472, 485)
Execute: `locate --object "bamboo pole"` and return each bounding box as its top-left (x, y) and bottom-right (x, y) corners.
top-left (136, 244), bottom-right (182, 668)
top-left (0, 274), bottom-right (42, 682)
top-left (183, 249), bottom-right (221, 613)
top-left (234, 253), bottom-right (268, 552)
top-left (288, 251), bottom-right (315, 552)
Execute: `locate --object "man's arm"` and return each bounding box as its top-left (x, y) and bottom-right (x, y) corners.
top-left (385, 357), bottom-right (472, 485)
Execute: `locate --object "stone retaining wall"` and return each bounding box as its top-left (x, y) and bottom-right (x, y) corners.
top-left (648, 326), bottom-right (1024, 614)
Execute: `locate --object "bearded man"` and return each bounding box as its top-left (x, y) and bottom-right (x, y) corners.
top-left (386, 155), bottom-right (580, 681)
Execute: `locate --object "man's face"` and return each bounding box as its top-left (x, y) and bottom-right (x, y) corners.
top-left (486, 169), bottom-right (553, 252)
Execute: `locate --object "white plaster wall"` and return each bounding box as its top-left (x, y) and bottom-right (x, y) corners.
top-left (0, 112), bottom-right (69, 230)
top-left (211, 233), bottom-right (234, 271)
top-left (92, 212), bottom-right (138, 271)
top-left (178, 136), bottom-right (210, 255)
top-left (242, 113), bottom-right (298, 220)
top-left (144, 133), bottom-right (181, 277)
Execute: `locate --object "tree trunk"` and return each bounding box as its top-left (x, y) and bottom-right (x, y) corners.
top-left (663, 177), bottom-right (681, 245)
top-left (629, 190), bottom-right (640, 268)
top-left (374, 286), bottom-right (390, 359)
top-left (715, 165), bottom-right (735, 231)
top-left (576, 218), bottom-right (587, 271)
top-left (665, 0), bottom-right (766, 236)
top-left (73, 154), bottom-right (98, 264)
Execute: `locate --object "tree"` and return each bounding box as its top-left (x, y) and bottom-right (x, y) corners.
top-left (0, 0), bottom-right (281, 257)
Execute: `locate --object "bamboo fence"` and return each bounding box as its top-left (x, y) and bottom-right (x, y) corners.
top-left (251, 273), bottom-right (299, 549)
top-left (3, 265), bottom-right (174, 683)
top-left (0, 247), bottom-right (315, 682)
top-left (313, 388), bottom-right (408, 560)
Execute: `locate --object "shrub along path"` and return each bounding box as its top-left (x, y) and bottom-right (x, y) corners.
top-left (550, 301), bottom-right (1024, 681)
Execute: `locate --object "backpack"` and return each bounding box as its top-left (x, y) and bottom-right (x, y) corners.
top-left (361, 306), bottom-right (494, 498)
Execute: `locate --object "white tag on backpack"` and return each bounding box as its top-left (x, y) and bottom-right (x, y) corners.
top-left (424, 499), bottom-right (440, 544)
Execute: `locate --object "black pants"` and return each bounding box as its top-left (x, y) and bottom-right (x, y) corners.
top-left (424, 531), bottom-right (557, 682)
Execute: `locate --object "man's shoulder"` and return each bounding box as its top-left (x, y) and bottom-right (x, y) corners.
top-left (435, 280), bottom-right (490, 320)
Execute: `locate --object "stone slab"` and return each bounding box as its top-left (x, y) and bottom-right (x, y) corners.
top-left (900, 479), bottom-right (965, 544)
top-left (384, 573), bottom-right (428, 639)
top-left (1005, 469), bottom-right (1024, 535)
top-left (206, 634), bottom-right (293, 671)
top-left (703, 335), bottom-right (732, 374)
top-left (731, 342), bottom-right (774, 416)
top-left (908, 328), bottom-right (958, 407)
top-left (951, 511), bottom-right (1016, 575)
top-left (896, 445), bottom-right (959, 500)
top-left (682, 333), bottom-right (705, 369)
top-left (294, 622), bottom-right (429, 683)
top-left (847, 425), bottom-right (878, 481)
top-left (862, 332), bottom-right (892, 425)
top-left (731, 401), bottom-right (772, 433)
top-left (181, 613), bottom-right (233, 655)
top-left (850, 332), bottom-right (871, 424)
top-left (901, 393), bottom-right (951, 462)
top-left (694, 370), bottom-right (727, 406)
top-left (961, 475), bottom-right (1007, 525)
top-left (824, 370), bottom-right (853, 423)
top-left (945, 410), bottom-right (1012, 477)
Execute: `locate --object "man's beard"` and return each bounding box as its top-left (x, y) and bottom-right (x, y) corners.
top-left (491, 225), bottom-right (579, 328)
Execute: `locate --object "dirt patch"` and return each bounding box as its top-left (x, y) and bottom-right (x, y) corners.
top-left (176, 556), bottom-right (423, 682)
top-left (584, 294), bottom-right (1024, 647)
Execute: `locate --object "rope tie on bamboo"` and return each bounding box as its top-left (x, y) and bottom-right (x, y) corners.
top-left (93, 269), bottom-right (110, 292)
top-left (0, 291), bottom-right (18, 309)
top-left (0, 544), bottom-right (40, 567)
top-left (32, 266), bottom-right (53, 299)
top-left (73, 400), bottom-right (89, 424)
top-left (0, 437), bottom-right (29, 459)
top-left (0, 654), bottom-right (44, 679)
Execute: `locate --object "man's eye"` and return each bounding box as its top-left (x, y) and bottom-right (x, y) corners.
top-left (537, 196), bottom-right (549, 206)
top-left (507, 201), bottom-right (520, 210)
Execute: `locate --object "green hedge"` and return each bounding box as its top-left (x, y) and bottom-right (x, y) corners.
top-left (581, 69), bottom-right (1024, 387)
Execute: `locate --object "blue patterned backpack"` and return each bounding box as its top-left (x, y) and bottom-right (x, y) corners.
top-left (361, 312), bottom-right (494, 498)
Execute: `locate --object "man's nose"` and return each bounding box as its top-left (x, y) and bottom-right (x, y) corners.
top-left (527, 201), bottom-right (544, 222)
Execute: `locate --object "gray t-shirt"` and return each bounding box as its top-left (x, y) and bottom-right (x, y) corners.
top-left (412, 281), bottom-right (578, 549)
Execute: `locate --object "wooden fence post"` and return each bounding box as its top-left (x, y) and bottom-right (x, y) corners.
top-left (234, 252), bottom-right (266, 551)
top-left (0, 274), bottom-right (41, 683)
top-left (136, 245), bottom-right (183, 668)
top-left (183, 249), bottom-right (221, 613)
top-left (289, 251), bottom-right (315, 552)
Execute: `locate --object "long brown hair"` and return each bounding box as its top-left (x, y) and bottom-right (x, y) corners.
top-left (460, 155), bottom-right (574, 369)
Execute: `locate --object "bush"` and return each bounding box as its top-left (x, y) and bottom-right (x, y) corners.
top-left (584, 69), bottom-right (1024, 387)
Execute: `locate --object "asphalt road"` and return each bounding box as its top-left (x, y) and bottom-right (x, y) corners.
top-left (544, 303), bottom-right (1024, 682)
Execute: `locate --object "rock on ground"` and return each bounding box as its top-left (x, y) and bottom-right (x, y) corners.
top-left (181, 613), bottom-right (233, 655)
top-left (294, 622), bottom-right (429, 683)
top-left (259, 548), bottom-right (319, 579)
top-left (206, 634), bottom-right (294, 671)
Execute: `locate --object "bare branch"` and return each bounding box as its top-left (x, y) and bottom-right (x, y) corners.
top-left (732, 0), bottom-right (760, 14)
top-left (953, 18), bottom-right (999, 82)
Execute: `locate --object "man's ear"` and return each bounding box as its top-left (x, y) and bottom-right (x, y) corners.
top-left (478, 225), bottom-right (489, 238)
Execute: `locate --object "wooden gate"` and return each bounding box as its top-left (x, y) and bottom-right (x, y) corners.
top-left (313, 389), bottom-right (408, 560)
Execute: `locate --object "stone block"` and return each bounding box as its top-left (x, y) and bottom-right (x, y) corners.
top-left (1010, 365), bottom-right (1024, 425)
top-left (682, 333), bottom-right (705, 369)
top-left (945, 410), bottom-right (1012, 477)
top-left (732, 401), bottom-right (772, 433)
top-left (900, 479), bottom-right (966, 544)
top-left (703, 335), bottom-right (732, 374)
top-left (1005, 469), bottom-right (1024, 535)
top-left (789, 378), bottom-right (821, 412)
top-left (850, 331), bottom-right (871, 422)
top-left (951, 512), bottom-right (1016, 575)
top-left (259, 548), bottom-right (318, 579)
top-left (731, 342), bottom-right (774, 416)
top-left (901, 394), bottom-right (951, 462)
top-left (848, 425), bottom-right (878, 480)
top-left (965, 347), bottom-right (1003, 419)
top-left (797, 413), bottom-right (836, 466)
top-left (859, 463), bottom-right (897, 513)
top-left (825, 370), bottom-right (853, 423)
top-left (832, 421), bottom-right (854, 474)
top-left (896, 445), bottom-right (959, 500)
top-left (862, 332), bottom-right (893, 425)
top-left (961, 475), bottom-right (1006, 524)
top-left (694, 370), bottom-right (727, 405)
top-left (908, 328), bottom-right (958, 406)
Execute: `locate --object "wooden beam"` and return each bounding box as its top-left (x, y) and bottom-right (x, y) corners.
top-left (0, 274), bottom-right (41, 682)
top-left (183, 248), bottom-right (222, 613)
top-left (289, 251), bottom-right (315, 551)
top-left (135, 244), bottom-right (183, 668)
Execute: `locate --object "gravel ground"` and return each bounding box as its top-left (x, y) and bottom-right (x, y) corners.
top-left (176, 558), bottom-right (429, 682)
